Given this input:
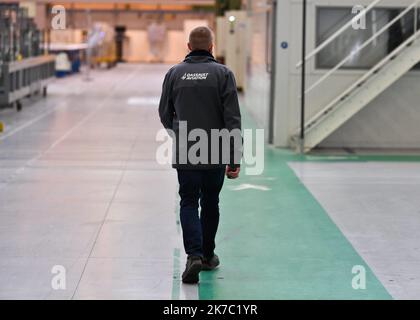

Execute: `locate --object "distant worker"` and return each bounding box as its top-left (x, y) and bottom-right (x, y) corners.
top-left (159, 26), bottom-right (242, 284)
top-left (147, 21), bottom-right (167, 63)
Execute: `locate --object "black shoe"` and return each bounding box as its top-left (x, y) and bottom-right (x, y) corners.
top-left (202, 254), bottom-right (220, 271)
top-left (182, 256), bottom-right (202, 284)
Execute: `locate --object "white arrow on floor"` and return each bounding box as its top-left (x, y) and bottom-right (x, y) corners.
top-left (230, 184), bottom-right (271, 191)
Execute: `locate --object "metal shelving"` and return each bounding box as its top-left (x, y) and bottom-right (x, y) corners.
top-left (0, 3), bottom-right (55, 111)
top-left (0, 55), bottom-right (55, 110)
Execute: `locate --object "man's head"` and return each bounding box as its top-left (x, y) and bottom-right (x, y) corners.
top-left (188, 26), bottom-right (214, 53)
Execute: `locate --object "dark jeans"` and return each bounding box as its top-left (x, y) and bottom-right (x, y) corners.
top-left (177, 168), bottom-right (225, 258)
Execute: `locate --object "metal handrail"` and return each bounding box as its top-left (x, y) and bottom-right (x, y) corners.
top-left (316, 9), bottom-right (391, 70)
top-left (303, 1), bottom-right (419, 96)
top-left (303, 28), bottom-right (420, 133)
top-left (296, 0), bottom-right (383, 68)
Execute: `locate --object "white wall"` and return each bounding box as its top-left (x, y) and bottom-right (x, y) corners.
top-left (50, 12), bottom-right (212, 63)
top-left (273, 0), bottom-right (420, 149)
top-left (243, 2), bottom-right (272, 134)
top-left (124, 30), bottom-right (187, 63)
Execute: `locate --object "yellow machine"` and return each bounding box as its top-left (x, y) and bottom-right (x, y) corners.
top-left (93, 41), bottom-right (117, 68)
top-left (90, 22), bottom-right (117, 68)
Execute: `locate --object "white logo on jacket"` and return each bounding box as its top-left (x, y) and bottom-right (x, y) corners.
top-left (181, 73), bottom-right (209, 80)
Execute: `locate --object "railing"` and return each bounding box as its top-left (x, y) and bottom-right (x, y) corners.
top-left (295, 0), bottom-right (420, 131)
top-left (303, 30), bottom-right (420, 133)
top-left (296, 0), bottom-right (383, 69)
top-left (301, 1), bottom-right (420, 96)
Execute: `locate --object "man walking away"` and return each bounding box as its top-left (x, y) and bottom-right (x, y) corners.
top-left (159, 26), bottom-right (242, 284)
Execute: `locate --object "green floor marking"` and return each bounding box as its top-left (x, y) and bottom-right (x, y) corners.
top-left (171, 248), bottom-right (181, 300)
top-left (198, 110), bottom-right (392, 300)
top-left (172, 192), bottom-right (182, 300)
top-left (175, 194), bottom-right (181, 235)
top-left (300, 153), bottom-right (420, 163)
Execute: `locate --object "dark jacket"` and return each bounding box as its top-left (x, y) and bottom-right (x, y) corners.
top-left (158, 50), bottom-right (242, 170)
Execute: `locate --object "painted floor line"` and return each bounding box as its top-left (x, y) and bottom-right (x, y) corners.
top-left (198, 109), bottom-right (392, 300)
top-left (0, 102), bottom-right (66, 141)
top-left (0, 69), bottom-right (139, 192)
top-left (171, 248), bottom-right (181, 300)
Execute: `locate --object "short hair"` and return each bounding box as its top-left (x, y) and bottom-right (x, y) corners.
top-left (189, 26), bottom-right (213, 51)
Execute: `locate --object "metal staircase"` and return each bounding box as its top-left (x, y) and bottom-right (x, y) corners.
top-left (291, 0), bottom-right (420, 152)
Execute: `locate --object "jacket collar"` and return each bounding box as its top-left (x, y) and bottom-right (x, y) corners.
top-left (184, 50), bottom-right (217, 63)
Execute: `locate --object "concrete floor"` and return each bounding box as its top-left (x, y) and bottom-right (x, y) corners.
top-left (0, 64), bottom-right (196, 299)
top-left (1, 63), bottom-right (419, 300)
top-left (290, 161), bottom-right (420, 299)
